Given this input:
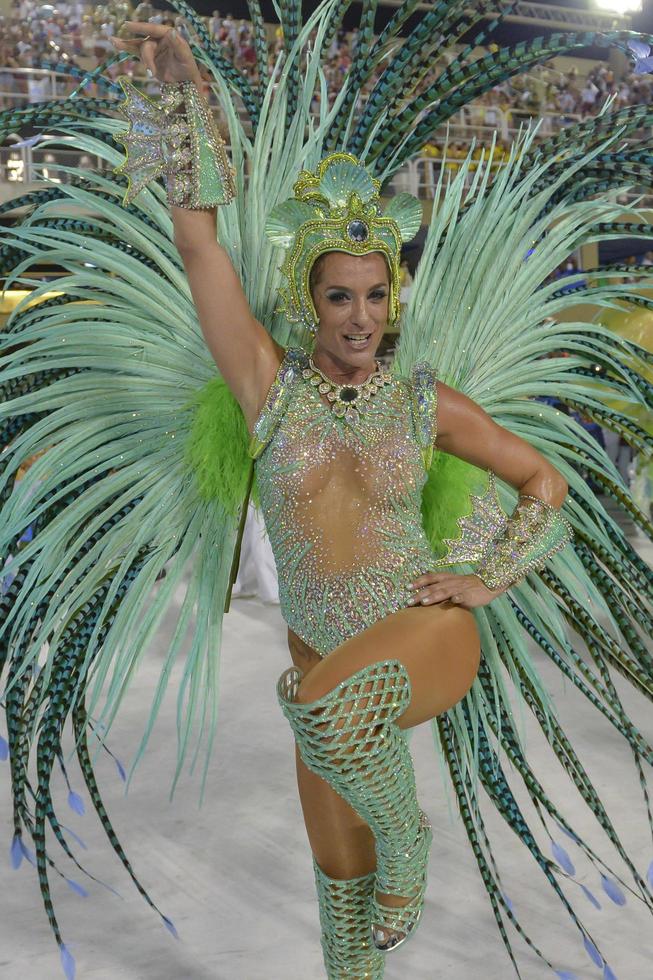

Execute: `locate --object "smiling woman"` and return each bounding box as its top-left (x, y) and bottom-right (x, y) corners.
top-left (310, 252), bottom-right (390, 366)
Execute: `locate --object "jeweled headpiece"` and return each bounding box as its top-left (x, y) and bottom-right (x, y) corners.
top-left (264, 153), bottom-right (422, 331)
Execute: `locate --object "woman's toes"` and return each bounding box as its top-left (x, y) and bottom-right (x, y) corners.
top-left (371, 924), bottom-right (406, 951)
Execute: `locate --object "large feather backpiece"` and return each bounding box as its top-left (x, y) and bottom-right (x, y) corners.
top-left (396, 125), bottom-right (653, 977)
top-left (0, 1), bottom-right (652, 976)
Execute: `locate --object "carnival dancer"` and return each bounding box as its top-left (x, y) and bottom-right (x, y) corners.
top-left (1, 4), bottom-right (652, 979)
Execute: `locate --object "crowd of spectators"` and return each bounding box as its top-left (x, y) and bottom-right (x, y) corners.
top-left (1, 0), bottom-right (652, 166)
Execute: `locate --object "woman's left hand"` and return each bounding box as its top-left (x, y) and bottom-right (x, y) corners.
top-left (407, 572), bottom-right (503, 609)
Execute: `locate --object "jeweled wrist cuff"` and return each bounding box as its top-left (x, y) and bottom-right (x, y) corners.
top-left (113, 76), bottom-right (236, 209)
top-left (475, 494), bottom-right (572, 591)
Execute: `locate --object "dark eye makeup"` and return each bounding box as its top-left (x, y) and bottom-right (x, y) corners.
top-left (325, 288), bottom-right (388, 302)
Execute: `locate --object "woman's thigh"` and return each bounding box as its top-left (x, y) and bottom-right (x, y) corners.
top-left (294, 603), bottom-right (481, 730)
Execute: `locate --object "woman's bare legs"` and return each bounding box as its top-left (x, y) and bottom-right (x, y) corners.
top-left (287, 602), bottom-right (481, 921)
top-left (288, 631), bottom-right (385, 977)
top-left (287, 629), bottom-right (377, 880)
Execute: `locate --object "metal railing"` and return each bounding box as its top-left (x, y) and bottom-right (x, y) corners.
top-left (0, 67), bottom-right (81, 108)
top-left (0, 141), bottom-right (101, 185)
top-left (5, 138), bottom-right (650, 208)
top-left (2, 80), bottom-right (652, 203)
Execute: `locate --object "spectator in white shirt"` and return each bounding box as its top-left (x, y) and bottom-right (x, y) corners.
top-left (580, 80), bottom-right (598, 115)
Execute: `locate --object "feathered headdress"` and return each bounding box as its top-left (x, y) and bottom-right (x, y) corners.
top-left (264, 152), bottom-right (422, 330)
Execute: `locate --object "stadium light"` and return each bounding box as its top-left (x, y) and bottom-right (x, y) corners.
top-left (593, 0), bottom-right (642, 12)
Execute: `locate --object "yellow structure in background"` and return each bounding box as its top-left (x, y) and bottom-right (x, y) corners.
top-left (600, 305), bottom-right (653, 358)
top-left (599, 303), bottom-right (653, 514)
top-left (0, 288), bottom-right (63, 316)
top-left (0, 290), bottom-right (101, 328)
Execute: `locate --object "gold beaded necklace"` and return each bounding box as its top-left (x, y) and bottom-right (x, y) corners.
top-left (303, 356), bottom-right (392, 424)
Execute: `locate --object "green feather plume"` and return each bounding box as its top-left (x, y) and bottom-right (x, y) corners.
top-left (421, 453), bottom-right (490, 559)
top-left (186, 378), bottom-right (259, 512)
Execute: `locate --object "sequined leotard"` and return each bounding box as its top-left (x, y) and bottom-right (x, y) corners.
top-left (249, 348), bottom-right (438, 657)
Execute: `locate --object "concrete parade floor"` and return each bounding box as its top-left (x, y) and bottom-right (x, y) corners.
top-left (1, 519), bottom-right (652, 980)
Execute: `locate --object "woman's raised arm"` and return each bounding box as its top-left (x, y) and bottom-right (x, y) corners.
top-left (171, 205), bottom-right (284, 431)
top-left (112, 22), bottom-right (283, 430)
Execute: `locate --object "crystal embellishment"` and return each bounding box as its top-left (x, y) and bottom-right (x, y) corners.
top-left (249, 349), bottom-right (306, 459)
top-left (347, 219), bottom-right (370, 242)
top-left (113, 76), bottom-right (236, 209)
top-left (432, 471), bottom-right (572, 590)
top-left (305, 356), bottom-right (392, 426)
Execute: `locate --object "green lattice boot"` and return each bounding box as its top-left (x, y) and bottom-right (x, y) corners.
top-left (313, 859), bottom-right (385, 979)
top-left (278, 660), bottom-right (432, 953)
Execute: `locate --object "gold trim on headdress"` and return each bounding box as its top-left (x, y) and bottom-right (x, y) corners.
top-left (265, 153), bottom-right (422, 330)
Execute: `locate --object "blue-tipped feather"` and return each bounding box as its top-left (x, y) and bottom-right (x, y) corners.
top-left (0, 734), bottom-right (7, 760)
top-left (581, 884), bottom-right (602, 910)
top-left (603, 964), bottom-right (618, 980)
top-left (10, 835), bottom-right (22, 869)
top-left (584, 936), bottom-right (604, 968)
top-left (555, 972), bottom-right (579, 980)
top-left (60, 824), bottom-right (88, 851)
top-left (67, 791), bottom-right (86, 816)
top-left (600, 875), bottom-right (626, 906)
top-left (501, 892), bottom-right (515, 912)
top-left (11, 837), bottom-right (36, 868)
top-left (552, 840), bottom-right (576, 876)
top-left (59, 944), bottom-right (76, 980)
top-left (115, 758), bottom-right (127, 782)
top-left (556, 820), bottom-right (578, 844)
top-left (65, 878), bottom-right (89, 899)
top-left (646, 858), bottom-right (653, 891)
top-left (163, 916), bottom-right (179, 939)
top-left (17, 524), bottom-right (34, 544)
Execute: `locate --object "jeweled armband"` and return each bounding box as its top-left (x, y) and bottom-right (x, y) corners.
top-left (113, 76), bottom-right (236, 209)
top-left (475, 494), bottom-right (572, 592)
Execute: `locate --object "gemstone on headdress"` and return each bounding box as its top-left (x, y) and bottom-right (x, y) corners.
top-left (347, 220), bottom-right (369, 243)
top-left (340, 386), bottom-right (359, 403)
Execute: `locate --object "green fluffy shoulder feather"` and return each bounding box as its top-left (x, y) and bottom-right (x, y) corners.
top-left (422, 452), bottom-right (490, 559)
top-left (185, 378), bottom-right (260, 513)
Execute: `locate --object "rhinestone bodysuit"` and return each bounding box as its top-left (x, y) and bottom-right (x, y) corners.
top-left (249, 348), bottom-right (438, 657)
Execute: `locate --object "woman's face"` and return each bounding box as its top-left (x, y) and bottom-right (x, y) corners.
top-left (310, 251), bottom-right (390, 369)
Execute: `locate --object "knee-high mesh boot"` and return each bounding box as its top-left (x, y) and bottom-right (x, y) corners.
top-left (278, 659), bottom-right (432, 952)
top-left (313, 859), bottom-right (385, 979)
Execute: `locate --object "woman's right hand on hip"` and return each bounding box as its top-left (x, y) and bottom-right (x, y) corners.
top-left (111, 21), bottom-right (203, 87)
